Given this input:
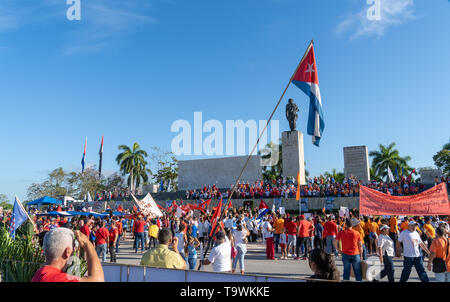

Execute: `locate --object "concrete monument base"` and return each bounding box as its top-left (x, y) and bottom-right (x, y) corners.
top-left (282, 131), bottom-right (306, 184)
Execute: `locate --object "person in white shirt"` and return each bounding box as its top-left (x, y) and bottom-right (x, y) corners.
top-left (201, 231), bottom-right (231, 272)
top-left (376, 225), bottom-right (395, 282)
top-left (262, 216), bottom-right (275, 260)
top-left (397, 220), bottom-right (430, 282)
top-left (232, 220), bottom-right (249, 274)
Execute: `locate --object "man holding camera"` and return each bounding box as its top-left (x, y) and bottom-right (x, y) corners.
top-left (32, 228), bottom-right (104, 282)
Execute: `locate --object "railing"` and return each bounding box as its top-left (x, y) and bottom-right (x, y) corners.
top-left (102, 263), bottom-right (307, 282)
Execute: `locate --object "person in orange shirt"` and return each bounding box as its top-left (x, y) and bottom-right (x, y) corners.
top-left (389, 215), bottom-right (399, 253)
top-left (273, 214), bottom-right (285, 254)
top-left (367, 218), bottom-right (378, 254)
top-left (427, 226), bottom-right (450, 282)
top-left (400, 218), bottom-right (409, 231)
top-left (334, 219), bottom-right (363, 281)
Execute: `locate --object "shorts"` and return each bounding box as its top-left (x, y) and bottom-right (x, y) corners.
top-left (280, 243), bottom-right (286, 248)
top-left (287, 234), bottom-right (296, 247)
top-left (369, 232), bottom-right (376, 239)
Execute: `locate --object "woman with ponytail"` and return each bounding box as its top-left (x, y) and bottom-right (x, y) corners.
top-left (308, 248), bottom-right (340, 281)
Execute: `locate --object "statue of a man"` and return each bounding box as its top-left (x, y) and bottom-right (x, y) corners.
top-left (286, 98), bottom-right (299, 131)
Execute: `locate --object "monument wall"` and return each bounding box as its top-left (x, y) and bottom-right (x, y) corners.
top-left (343, 146), bottom-right (370, 184)
top-left (177, 155), bottom-right (262, 190)
top-left (420, 169), bottom-right (443, 184)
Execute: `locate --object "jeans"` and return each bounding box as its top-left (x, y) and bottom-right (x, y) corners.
top-left (109, 243), bottom-right (117, 262)
top-left (296, 237), bottom-right (310, 258)
top-left (274, 234), bottom-right (280, 253)
top-left (96, 243), bottom-right (107, 262)
top-left (435, 272), bottom-right (450, 282)
top-left (115, 234), bottom-right (121, 253)
top-left (144, 231), bottom-right (149, 247)
top-left (389, 232), bottom-right (398, 252)
top-left (379, 255), bottom-right (395, 282)
top-left (342, 253), bottom-right (362, 281)
top-left (325, 236), bottom-right (338, 256)
top-left (135, 232), bottom-right (145, 252)
top-left (188, 258), bottom-right (197, 270)
top-left (232, 244), bottom-right (247, 271)
top-left (362, 244), bottom-right (367, 260)
top-left (150, 237), bottom-right (158, 248)
top-left (400, 256), bottom-right (429, 282)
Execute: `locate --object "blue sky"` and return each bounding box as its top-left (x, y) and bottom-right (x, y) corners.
top-left (0, 0), bottom-right (449, 202)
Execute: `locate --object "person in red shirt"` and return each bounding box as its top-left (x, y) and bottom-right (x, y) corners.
top-left (334, 219), bottom-right (363, 281)
top-left (32, 228), bottom-right (104, 282)
top-left (323, 215), bottom-right (339, 257)
top-left (80, 218), bottom-right (90, 237)
top-left (285, 218), bottom-right (297, 258)
top-left (134, 216), bottom-right (146, 253)
top-left (115, 218), bottom-right (123, 253)
top-left (95, 221), bottom-right (110, 262)
top-left (109, 220), bottom-right (119, 263)
top-left (296, 215), bottom-right (313, 260)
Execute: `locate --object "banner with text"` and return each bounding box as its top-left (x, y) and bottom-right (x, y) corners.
top-left (359, 183), bottom-right (450, 216)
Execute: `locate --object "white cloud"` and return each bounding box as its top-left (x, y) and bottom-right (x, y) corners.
top-left (336, 0), bottom-right (416, 40)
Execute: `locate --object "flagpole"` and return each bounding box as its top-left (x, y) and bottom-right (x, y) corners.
top-left (198, 40), bottom-right (314, 270)
top-left (15, 195), bottom-right (39, 233)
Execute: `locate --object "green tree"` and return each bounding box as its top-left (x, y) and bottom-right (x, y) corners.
top-left (149, 147), bottom-right (178, 191)
top-left (116, 143), bottom-right (150, 193)
top-left (433, 142), bottom-right (450, 177)
top-left (324, 169), bottom-right (345, 183)
top-left (369, 143), bottom-right (412, 180)
top-left (259, 141), bottom-right (282, 182)
top-left (0, 194), bottom-right (12, 211)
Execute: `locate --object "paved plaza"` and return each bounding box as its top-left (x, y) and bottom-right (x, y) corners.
top-left (110, 236), bottom-right (430, 282)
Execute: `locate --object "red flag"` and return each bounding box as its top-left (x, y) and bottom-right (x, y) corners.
top-left (133, 205), bottom-right (138, 213)
top-left (117, 205), bottom-right (123, 212)
top-left (227, 201), bottom-right (233, 210)
top-left (209, 198), bottom-right (223, 237)
top-left (57, 205), bottom-right (62, 212)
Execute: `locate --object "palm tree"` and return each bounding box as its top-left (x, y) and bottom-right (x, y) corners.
top-left (369, 142), bottom-right (412, 180)
top-left (324, 169), bottom-right (345, 183)
top-left (116, 143), bottom-right (151, 193)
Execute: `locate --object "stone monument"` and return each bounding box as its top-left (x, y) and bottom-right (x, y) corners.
top-left (282, 99), bottom-right (306, 184)
top-left (343, 146), bottom-right (370, 184)
top-left (420, 169), bottom-right (442, 184)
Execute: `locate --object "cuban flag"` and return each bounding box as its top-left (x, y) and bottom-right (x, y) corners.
top-left (81, 138), bottom-right (87, 173)
top-left (291, 41), bottom-right (324, 146)
top-left (257, 200), bottom-right (270, 221)
top-left (9, 196), bottom-right (29, 240)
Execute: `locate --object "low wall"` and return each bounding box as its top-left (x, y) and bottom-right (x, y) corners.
top-left (103, 197), bottom-right (360, 212)
top-left (102, 263), bottom-right (305, 282)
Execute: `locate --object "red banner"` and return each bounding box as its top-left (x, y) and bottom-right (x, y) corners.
top-left (359, 183), bottom-right (450, 216)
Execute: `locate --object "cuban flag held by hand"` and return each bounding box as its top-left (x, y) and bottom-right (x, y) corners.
top-left (291, 41), bottom-right (324, 146)
top-left (257, 200), bottom-right (270, 221)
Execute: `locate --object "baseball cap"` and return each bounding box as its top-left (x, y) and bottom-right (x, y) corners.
top-left (408, 220), bottom-right (417, 226)
top-left (351, 218), bottom-right (360, 227)
top-left (380, 225), bottom-right (389, 231)
top-left (300, 215), bottom-right (305, 219)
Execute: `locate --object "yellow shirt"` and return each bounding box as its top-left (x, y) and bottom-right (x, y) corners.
top-left (140, 244), bottom-right (185, 269)
top-left (273, 218), bottom-right (285, 234)
top-left (423, 223), bottom-right (435, 238)
top-left (389, 217), bottom-right (398, 233)
top-left (149, 224), bottom-right (159, 238)
top-left (352, 226), bottom-right (365, 242)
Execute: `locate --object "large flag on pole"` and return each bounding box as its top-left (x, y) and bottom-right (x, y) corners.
top-left (291, 41), bottom-right (324, 146)
top-left (98, 136), bottom-right (104, 178)
top-left (81, 138), bottom-right (87, 173)
top-left (9, 196), bottom-right (35, 240)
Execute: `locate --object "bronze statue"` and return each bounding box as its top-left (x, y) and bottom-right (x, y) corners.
top-left (286, 98), bottom-right (299, 131)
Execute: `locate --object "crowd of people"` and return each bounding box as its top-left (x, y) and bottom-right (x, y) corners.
top-left (185, 176), bottom-right (450, 200)
top-left (1, 199), bottom-right (449, 283)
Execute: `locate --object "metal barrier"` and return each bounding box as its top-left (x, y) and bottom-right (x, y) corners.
top-left (102, 263), bottom-right (307, 282)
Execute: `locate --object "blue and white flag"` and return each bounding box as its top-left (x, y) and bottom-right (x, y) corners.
top-left (81, 138), bottom-right (87, 173)
top-left (9, 196), bottom-right (29, 240)
top-left (387, 165), bottom-right (395, 183)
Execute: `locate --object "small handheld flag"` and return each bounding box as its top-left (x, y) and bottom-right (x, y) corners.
top-left (9, 196), bottom-right (35, 240)
top-left (257, 200), bottom-right (270, 221)
top-left (291, 41), bottom-right (324, 146)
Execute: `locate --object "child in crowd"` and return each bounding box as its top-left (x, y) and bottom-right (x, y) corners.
top-left (279, 228), bottom-right (288, 260)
